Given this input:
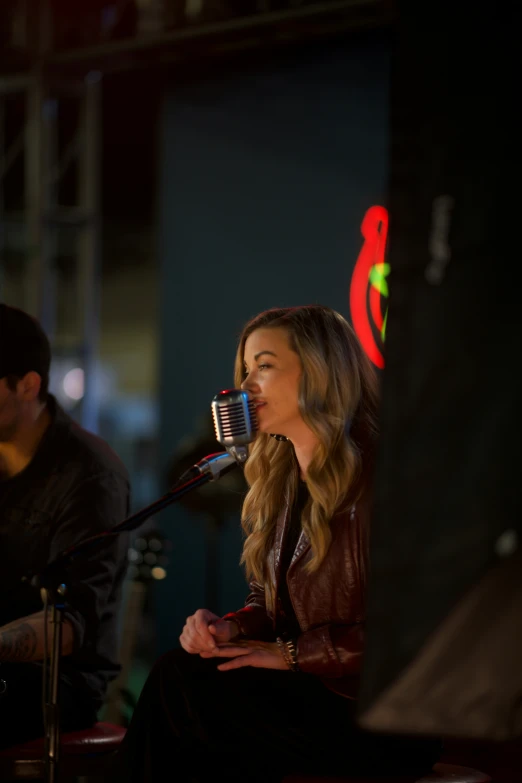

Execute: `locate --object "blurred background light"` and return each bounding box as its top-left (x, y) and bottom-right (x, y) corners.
top-left (63, 367), bottom-right (85, 400)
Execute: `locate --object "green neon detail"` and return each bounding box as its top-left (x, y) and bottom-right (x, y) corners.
top-left (368, 263), bottom-right (391, 297)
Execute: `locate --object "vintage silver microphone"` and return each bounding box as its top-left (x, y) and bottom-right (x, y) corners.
top-left (176, 389), bottom-right (258, 485)
top-left (211, 388), bottom-right (258, 465)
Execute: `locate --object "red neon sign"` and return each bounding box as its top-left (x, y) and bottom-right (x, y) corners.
top-left (349, 206), bottom-right (390, 369)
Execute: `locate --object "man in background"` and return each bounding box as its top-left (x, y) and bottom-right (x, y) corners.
top-left (0, 303), bottom-right (130, 748)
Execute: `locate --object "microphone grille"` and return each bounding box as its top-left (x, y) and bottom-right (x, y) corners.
top-left (211, 389), bottom-right (258, 447)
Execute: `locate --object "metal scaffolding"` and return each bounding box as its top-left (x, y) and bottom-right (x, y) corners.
top-left (0, 0), bottom-right (391, 434)
top-left (0, 4), bottom-right (102, 431)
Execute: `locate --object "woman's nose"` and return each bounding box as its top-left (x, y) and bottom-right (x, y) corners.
top-left (241, 373), bottom-right (258, 392)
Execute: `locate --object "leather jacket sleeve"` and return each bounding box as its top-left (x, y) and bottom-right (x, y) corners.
top-left (296, 621), bottom-right (364, 678)
top-left (223, 580), bottom-right (275, 641)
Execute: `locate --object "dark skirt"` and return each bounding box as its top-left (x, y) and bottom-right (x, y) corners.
top-left (110, 648), bottom-right (441, 783)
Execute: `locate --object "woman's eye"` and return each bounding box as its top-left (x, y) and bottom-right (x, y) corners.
top-left (243, 364), bottom-right (272, 376)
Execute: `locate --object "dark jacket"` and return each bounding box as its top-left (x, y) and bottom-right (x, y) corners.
top-left (0, 395), bottom-right (130, 709)
top-left (226, 486), bottom-right (370, 699)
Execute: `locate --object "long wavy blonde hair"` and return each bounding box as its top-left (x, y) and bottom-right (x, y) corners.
top-left (234, 305), bottom-right (379, 593)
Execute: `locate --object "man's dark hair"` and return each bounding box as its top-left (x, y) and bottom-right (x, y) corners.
top-left (0, 303), bottom-right (51, 403)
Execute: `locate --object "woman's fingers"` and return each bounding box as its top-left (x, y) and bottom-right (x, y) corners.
top-left (179, 610), bottom-right (220, 654)
top-left (179, 622), bottom-right (200, 653)
top-left (194, 613), bottom-right (218, 652)
top-left (217, 656), bottom-right (252, 672)
top-left (208, 618), bottom-right (235, 642)
top-left (210, 644), bottom-right (254, 657)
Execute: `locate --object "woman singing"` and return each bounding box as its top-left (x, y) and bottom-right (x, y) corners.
top-left (113, 305), bottom-right (440, 782)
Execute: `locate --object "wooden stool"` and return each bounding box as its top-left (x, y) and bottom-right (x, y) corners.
top-left (283, 762), bottom-right (492, 783)
top-left (0, 721), bottom-right (126, 780)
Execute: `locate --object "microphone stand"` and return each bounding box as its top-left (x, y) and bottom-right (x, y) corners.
top-left (33, 471), bottom-right (213, 783)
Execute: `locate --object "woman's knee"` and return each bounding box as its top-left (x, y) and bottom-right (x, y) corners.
top-left (150, 647), bottom-right (215, 684)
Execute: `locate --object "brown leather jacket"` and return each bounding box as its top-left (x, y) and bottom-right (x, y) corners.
top-left (226, 487), bottom-right (370, 699)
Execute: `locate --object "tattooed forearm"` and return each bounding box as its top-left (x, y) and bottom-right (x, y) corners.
top-left (0, 611), bottom-right (75, 662)
top-left (0, 622), bottom-right (38, 662)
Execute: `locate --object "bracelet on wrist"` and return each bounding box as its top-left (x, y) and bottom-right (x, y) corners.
top-left (276, 636), bottom-right (299, 672)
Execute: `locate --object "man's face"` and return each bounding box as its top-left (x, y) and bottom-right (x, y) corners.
top-left (0, 377), bottom-right (21, 442)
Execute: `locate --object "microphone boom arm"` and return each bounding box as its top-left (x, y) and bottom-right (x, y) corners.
top-left (33, 468), bottom-right (223, 589)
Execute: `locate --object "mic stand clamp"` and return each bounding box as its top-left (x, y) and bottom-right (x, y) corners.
top-left (227, 445), bottom-right (248, 465)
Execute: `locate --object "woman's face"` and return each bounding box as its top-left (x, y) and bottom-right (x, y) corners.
top-left (241, 327), bottom-right (304, 439)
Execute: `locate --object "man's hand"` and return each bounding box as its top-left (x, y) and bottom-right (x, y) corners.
top-left (202, 640), bottom-right (289, 672)
top-left (179, 608), bottom-right (239, 655)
